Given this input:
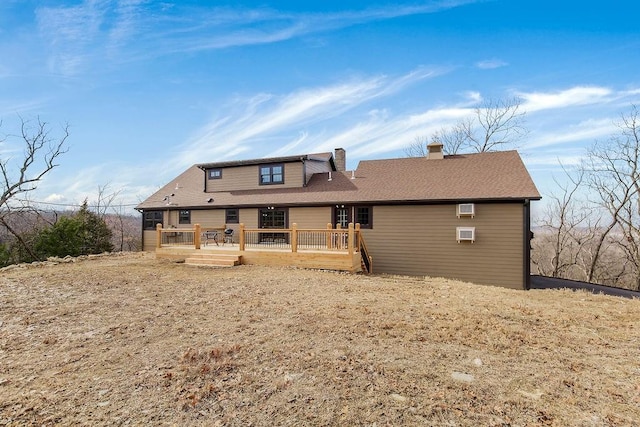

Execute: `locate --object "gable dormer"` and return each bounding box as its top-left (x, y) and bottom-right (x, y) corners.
top-left (198, 152), bottom-right (336, 193)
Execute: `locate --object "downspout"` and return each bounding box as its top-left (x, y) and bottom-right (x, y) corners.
top-left (301, 158), bottom-right (307, 186)
top-left (139, 210), bottom-right (144, 251)
top-left (203, 169), bottom-right (207, 193)
top-left (523, 199), bottom-right (532, 290)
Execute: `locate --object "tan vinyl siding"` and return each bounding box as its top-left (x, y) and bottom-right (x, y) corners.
top-left (289, 207), bottom-right (332, 229)
top-left (166, 210), bottom-right (178, 228)
top-left (191, 209), bottom-right (226, 228)
top-left (304, 159), bottom-right (332, 184)
top-left (142, 230), bottom-right (157, 251)
top-left (361, 203), bottom-right (525, 289)
top-left (206, 162), bottom-right (305, 192)
top-left (239, 208), bottom-right (259, 229)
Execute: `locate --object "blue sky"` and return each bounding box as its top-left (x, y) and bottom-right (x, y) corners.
top-left (1, 0), bottom-right (639, 217)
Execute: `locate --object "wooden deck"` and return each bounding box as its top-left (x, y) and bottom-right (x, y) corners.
top-left (154, 223), bottom-right (369, 273)
top-left (156, 244), bottom-right (363, 272)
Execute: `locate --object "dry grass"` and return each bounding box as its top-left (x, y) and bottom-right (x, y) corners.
top-left (1, 253), bottom-right (639, 426)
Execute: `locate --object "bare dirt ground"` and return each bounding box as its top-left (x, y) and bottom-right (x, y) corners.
top-left (1, 253), bottom-right (639, 426)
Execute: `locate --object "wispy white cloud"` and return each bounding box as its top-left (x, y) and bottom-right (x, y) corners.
top-left (267, 131), bottom-right (309, 157)
top-left (105, 0), bottom-right (147, 57)
top-left (35, 0), bottom-right (109, 76)
top-left (176, 67), bottom-right (445, 167)
top-left (33, 0), bottom-right (477, 75)
top-left (0, 98), bottom-right (48, 117)
top-left (525, 118), bottom-right (615, 150)
top-left (27, 80), bottom-right (640, 210)
top-left (475, 59), bottom-right (508, 69)
top-left (518, 86), bottom-right (613, 112)
top-left (163, 1), bottom-right (479, 53)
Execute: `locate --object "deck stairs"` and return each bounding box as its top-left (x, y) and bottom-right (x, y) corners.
top-left (185, 253), bottom-right (242, 267)
top-left (359, 235), bottom-right (372, 274)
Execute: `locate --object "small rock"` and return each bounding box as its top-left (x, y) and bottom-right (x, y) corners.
top-left (451, 372), bottom-right (474, 382)
top-left (284, 373), bottom-right (303, 382)
top-left (473, 358), bottom-right (483, 366)
top-left (390, 393), bottom-right (407, 402)
top-left (518, 389), bottom-right (543, 400)
top-left (97, 401), bottom-right (110, 407)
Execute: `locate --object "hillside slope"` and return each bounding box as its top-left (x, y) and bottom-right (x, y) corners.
top-left (1, 253), bottom-right (638, 426)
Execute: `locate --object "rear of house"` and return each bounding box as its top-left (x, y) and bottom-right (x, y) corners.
top-left (137, 146), bottom-right (540, 289)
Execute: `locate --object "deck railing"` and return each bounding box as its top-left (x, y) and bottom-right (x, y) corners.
top-left (156, 222), bottom-right (362, 254)
top-left (156, 226), bottom-right (199, 247)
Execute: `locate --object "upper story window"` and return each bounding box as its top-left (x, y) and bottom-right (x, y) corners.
top-left (259, 164), bottom-right (284, 185)
top-left (208, 168), bottom-right (222, 179)
top-left (179, 210), bottom-right (191, 224)
top-left (143, 211), bottom-right (163, 230)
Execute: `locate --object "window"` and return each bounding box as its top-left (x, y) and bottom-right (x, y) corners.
top-left (355, 206), bottom-right (373, 229)
top-left (334, 205), bottom-right (351, 228)
top-left (179, 210), bottom-right (191, 224)
top-left (208, 168), bottom-right (222, 179)
top-left (259, 164), bottom-right (284, 185)
top-left (143, 211), bottom-right (163, 230)
top-left (259, 208), bottom-right (288, 243)
top-left (333, 205), bottom-right (373, 229)
top-left (226, 208), bottom-right (239, 224)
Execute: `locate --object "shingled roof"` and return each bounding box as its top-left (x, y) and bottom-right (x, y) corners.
top-left (136, 150), bottom-right (540, 210)
top-left (196, 152), bottom-right (334, 170)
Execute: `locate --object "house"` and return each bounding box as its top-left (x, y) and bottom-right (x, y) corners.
top-left (136, 144), bottom-right (541, 289)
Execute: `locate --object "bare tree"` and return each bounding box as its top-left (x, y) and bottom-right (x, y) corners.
top-left (403, 136), bottom-right (428, 157)
top-left (405, 97), bottom-right (527, 157)
top-left (463, 97), bottom-right (527, 152)
top-left (94, 184), bottom-right (121, 218)
top-left (0, 116), bottom-right (69, 261)
top-left (585, 105), bottom-right (640, 289)
top-left (532, 168), bottom-right (588, 278)
top-left (530, 165), bottom-right (624, 283)
top-left (91, 184), bottom-right (141, 252)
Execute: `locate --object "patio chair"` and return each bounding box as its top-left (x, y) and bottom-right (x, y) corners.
top-left (223, 228), bottom-right (234, 244)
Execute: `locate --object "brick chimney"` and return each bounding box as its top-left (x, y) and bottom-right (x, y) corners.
top-left (426, 142), bottom-right (444, 160)
top-left (334, 148), bottom-right (346, 171)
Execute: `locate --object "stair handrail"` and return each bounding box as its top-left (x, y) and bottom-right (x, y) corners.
top-left (355, 225), bottom-right (372, 273)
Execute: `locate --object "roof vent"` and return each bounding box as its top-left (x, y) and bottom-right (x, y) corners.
top-left (427, 141), bottom-right (444, 160)
top-left (351, 170), bottom-right (355, 179)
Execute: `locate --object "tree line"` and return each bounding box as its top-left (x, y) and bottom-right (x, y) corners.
top-left (531, 105), bottom-right (640, 290)
top-left (0, 117), bottom-right (140, 267)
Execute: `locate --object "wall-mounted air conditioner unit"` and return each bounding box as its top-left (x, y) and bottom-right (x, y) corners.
top-left (457, 203), bottom-right (475, 218)
top-left (456, 227), bottom-right (475, 243)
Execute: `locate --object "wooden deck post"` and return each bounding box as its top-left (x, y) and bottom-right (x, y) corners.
top-left (156, 223), bottom-right (162, 249)
top-left (355, 223), bottom-right (361, 251)
top-left (291, 223), bottom-right (298, 253)
top-left (326, 223), bottom-right (332, 249)
top-left (348, 222), bottom-right (355, 255)
top-left (239, 223), bottom-right (245, 251)
top-left (194, 223), bottom-right (201, 249)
